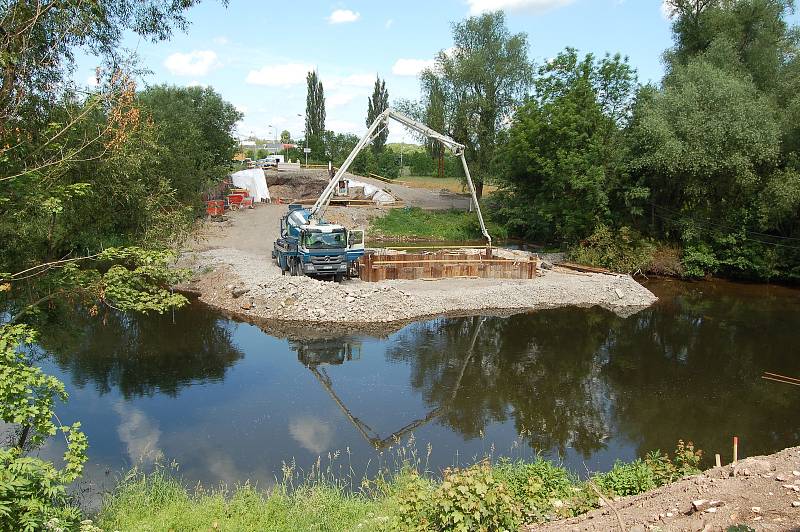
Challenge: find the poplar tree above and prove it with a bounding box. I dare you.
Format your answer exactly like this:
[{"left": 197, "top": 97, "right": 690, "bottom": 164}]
[
  {"left": 366, "top": 75, "right": 389, "bottom": 154},
  {"left": 305, "top": 71, "right": 326, "bottom": 158}
]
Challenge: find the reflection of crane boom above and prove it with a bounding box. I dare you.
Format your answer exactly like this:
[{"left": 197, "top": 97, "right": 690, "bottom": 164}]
[{"left": 303, "top": 317, "right": 486, "bottom": 449}]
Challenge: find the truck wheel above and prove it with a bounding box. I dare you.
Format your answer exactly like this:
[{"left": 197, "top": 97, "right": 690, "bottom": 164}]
[{"left": 334, "top": 273, "right": 343, "bottom": 283}]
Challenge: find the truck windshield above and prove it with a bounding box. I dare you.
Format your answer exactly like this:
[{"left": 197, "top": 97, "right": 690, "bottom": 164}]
[{"left": 302, "top": 230, "right": 346, "bottom": 249}]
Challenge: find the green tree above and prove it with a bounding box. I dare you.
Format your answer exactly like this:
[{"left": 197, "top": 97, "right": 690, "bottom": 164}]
[
  {"left": 497, "top": 50, "right": 641, "bottom": 242},
  {"left": 420, "top": 11, "right": 533, "bottom": 199},
  {"left": 628, "top": 0, "right": 800, "bottom": 279},
  {"left": 305, "top": 71, "right": 326, "bottom": 159},
  {"left": 137, "top": 85, "right": 242, "bottom": 205},
  {"left": 280, "top": 129, "right": 292, "bottom": 144},
  {"left": 366, "top": 75, "right": 389, "bottom": 155},
  {"left": 0, "top": 0, "right": 225, "bottom": 527}
]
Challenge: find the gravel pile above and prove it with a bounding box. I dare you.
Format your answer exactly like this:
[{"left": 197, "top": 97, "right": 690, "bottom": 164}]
[{"left": 179, "top": 247, "right": 658, "bottom": 325}]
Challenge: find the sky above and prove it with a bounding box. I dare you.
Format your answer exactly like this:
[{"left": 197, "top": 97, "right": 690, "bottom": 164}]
[{"left": 75, "top": 1, "right": 688, "bottom": 144}]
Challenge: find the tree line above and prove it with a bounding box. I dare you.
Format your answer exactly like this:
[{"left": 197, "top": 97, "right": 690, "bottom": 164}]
[
  {"left": 0, "top": 0, "right": 241, "bottom": 528},
  {"left": 402, "top": 1, "right": 800, "bottom": 281}
]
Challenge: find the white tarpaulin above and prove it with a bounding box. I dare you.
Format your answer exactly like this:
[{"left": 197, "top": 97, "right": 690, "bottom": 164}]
[
  {"left": 231, "top": 169, "right": 270, "bottom": 202},
  {"left": 346, "top": 178, "right": 395, "bottom": 205}
]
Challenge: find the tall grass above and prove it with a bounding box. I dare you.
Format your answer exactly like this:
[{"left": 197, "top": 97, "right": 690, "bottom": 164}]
[{"left": 95, "top": 440, "right": 702, "bottom": 531}]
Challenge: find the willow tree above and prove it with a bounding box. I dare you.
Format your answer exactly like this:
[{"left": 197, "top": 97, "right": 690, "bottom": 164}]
[{"left": 419, "top": 11, "right": 532, "bottom": 198}]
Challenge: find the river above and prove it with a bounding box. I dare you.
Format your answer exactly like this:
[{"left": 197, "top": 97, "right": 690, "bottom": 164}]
[{"left": 34, "top": 279, "right": 800, "bottom": 499}]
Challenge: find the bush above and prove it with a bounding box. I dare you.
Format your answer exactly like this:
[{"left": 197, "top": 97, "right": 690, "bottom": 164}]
[
  {"left": 393, "top": 462, "right": 522, "bottom": 532},
  {"left": 593, "top": 440, "right": 703, "bottom": 497},
  {"left": 647, "top": 244, "right": 685, "bottom": 277},
  {"left": 494, "top": 458, "right": 593, "bottom": 523},
  {"left": 568, "top": 224, "right": 656, "bottom": 274}
]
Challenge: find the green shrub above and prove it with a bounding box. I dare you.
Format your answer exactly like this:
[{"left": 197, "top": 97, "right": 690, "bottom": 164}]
[
  {"left": 392, "top": 462, "right": 522, "bottom": 532},
  {"left": 494, "top": 458, "right": 593, "bottom": 523},
  {"left": 569, "top": 224, "right": 656, "bottom": 274},
  {"left": 594, "top": 440, "right": 703, "bottom": 497},
  {"left": 593, "top": 459, "right": 657, "bottom": 497},
  {"left": 681, "top": 242, "right": 719, "bottom": 278}
]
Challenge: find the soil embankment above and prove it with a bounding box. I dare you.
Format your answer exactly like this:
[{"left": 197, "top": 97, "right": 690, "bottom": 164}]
[
  {"left": 178, "top": 198, "right": 657, "bottom": 326},
  {"left": 531, "top": 447, "right": 800, "bottom": 531}
]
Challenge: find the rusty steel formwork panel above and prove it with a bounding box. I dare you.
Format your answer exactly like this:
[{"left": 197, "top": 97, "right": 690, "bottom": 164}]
[{"left": 358, "top": 251, "right": 537, "bottom": 282}]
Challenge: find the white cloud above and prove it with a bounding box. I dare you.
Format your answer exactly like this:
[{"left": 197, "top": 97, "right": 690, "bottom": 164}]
[
  {"left": 186, "top": 80, "right": 208, "bottom": 87},
  {"left": 466, "top": 0, "right": 574, "bottom": 15},
  {"left": 392, "top": 58, "right": 436, "bottom": 77},
  {"left": 328, "top": 9, "right": 360, "bottom": 24},
  {"left": 113, "top": 403, "right": 163, "bottom": 466},
  {"left": 327, "top": 119, "right": 360, "bottom": 133},
  {"left": 164, "top": 50, "right": 219, "bottom": 76},
  {"left": 85, "top": 74, "right": 99, "bottom": 87},
  {"left": 385, "top": 18, "right": 394, "bottom": 29},
  {"left": 289, "top": 416, "right": 334, "bottom": 454},
  {"left": 246, "top": 63, "right": 315, "bottom": 86},
  {"left": 339, "top": 73, "right": 374, "bottom": 87},
  {"left": 328, "top": 92, "right": 356, "bottom": 108},
  {"left": 212, "top": 36, "right": 229, "bottom": 45},
  {"left": 236, "top": 104, "right": 249, "bottom": 114}
]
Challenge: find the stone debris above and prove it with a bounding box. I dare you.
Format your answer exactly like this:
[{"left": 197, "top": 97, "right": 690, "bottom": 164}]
[
  {"left": 691, "top": 499, "right": 725, "bottom": 513},
  {"left": 179, "top": 248, "right": 659, "bottom": 325}
]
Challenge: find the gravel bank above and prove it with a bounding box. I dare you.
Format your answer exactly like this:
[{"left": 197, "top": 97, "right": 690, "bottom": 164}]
[{"left": 177, "top": 246, "right": 657, "bottom": 326}]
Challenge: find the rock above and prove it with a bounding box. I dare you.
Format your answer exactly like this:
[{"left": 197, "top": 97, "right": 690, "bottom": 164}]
[
  {"left": 783, "top": 484, "right": 800, "bottom": 492},
  {"left": 792, "top": 501, "right": 800, "bottom": 508},
  {"left": 752, "top": 507, "right": 761, "bottom": 513},
  {"left": 614, "top": 288, "right": 625, "bottom": 299},
  {"left": 231, "top": 287, "right": 250, "bottom": 298},
  {"left": 691, "top": 500, "right": 724, "bottom": 513},
  {"left": 777, "top": 475, "right": 788, "bottom": 482},
  {"left": 541, "top": 260, "right": 553, "bottom": 270},
  {"left": 240, "top": 302, "right": 252, "bottom": 310},
  {"left": 345, "top": 296, "right": 355, "bottom": 303},
  {"left": 793, "top": 470, "right": 800, "bottom": 476}
]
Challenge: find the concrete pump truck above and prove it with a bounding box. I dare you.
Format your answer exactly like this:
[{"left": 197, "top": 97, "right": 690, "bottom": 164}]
[{"left": 272, "top": 108, "right": 490, "bottom": 281}]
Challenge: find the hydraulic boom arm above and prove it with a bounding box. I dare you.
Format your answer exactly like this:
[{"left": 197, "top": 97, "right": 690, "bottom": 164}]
[{"left": 309, "top": 108, "right": 492, "bottom": 246}]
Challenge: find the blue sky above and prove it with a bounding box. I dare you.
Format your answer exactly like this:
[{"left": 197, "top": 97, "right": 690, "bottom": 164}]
[{"left": 75, "top": 1, "right": 694, "bottom": 143}]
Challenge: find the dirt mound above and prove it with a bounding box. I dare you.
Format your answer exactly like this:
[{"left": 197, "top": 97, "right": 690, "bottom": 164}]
[
  {"left": 529, "top": 447, "right": 800, "bottom": 532},
  {"left": 265, "top": 169, "right": 328, "bottom": 200}
]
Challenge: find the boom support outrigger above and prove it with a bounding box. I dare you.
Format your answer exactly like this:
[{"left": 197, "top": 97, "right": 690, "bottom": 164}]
[{"left": 309, "top": 108, "right": 492, "bottom": 247}]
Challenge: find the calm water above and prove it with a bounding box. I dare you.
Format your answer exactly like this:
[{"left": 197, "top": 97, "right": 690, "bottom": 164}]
[{"left": 34, "top": 280, "right": 800, "bottom": 496}]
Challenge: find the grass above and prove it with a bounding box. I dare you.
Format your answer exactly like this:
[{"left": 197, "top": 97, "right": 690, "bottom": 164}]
[
  {"left": 97, "top": 468, "right": 390, "bottom": 532},
  {"left": 370, "top": 207, "right": 508, "bottom": 242},
  {"left": 397, "top": 175, "right": 499, "bottom": 195},
  {"left": 94, "top": 441, "right": 702, "bottom": 531}
]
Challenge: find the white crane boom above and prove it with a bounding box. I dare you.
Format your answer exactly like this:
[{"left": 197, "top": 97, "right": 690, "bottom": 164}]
[{"left": 309, "top": 108, "right": 492, "bottom": 246}]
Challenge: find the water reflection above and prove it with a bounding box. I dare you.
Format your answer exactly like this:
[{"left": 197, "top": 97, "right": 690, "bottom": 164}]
[
  {"left": 39, "top": 307, "right": 243, "bottom": 398},
  {"left": 35, "top": 280, "right": 800, "bottom": 490},
  {"left": 384, "top": 311, "right": 617, "bottom": 457}
]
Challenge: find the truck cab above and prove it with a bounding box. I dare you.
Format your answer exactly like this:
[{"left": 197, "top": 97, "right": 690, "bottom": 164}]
[{"left": 273, "top": 204, "right": 364, "bottom": 281}]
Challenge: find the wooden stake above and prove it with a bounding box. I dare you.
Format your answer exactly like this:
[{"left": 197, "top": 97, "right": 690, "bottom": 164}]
[
  {"left": 715, "top": 454, "right": 721, "bottom": 468},
  {"left": 733, "top": 437, "right": 738, "bottom": 464}
]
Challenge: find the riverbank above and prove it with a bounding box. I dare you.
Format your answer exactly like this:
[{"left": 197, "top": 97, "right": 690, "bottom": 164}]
[
  {"left": 94, "top": 445, "right": 800, "bottom": 531},
  {"left": 177, "top": 204, "right": 657, "bottom": 326}
]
